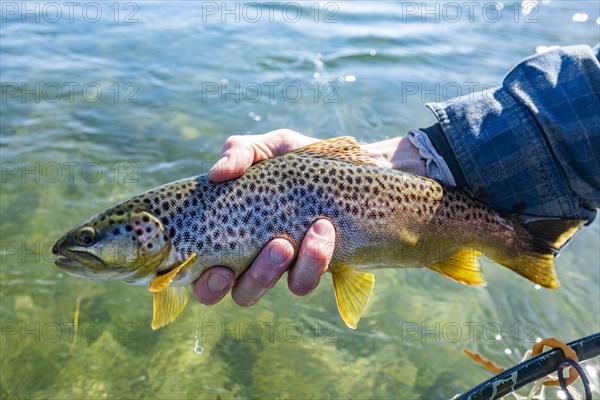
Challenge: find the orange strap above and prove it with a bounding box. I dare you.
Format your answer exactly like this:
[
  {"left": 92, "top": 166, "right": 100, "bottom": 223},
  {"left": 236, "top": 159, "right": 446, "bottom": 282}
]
[
  {"left": 530, "top": 337, "right": 580, "bottom": 387},
  {"left": 464, "top": 337, "right": 580, "bottom": 388},
  {"left": 463, "top": 349, "right": 506, "bottom": 374}
]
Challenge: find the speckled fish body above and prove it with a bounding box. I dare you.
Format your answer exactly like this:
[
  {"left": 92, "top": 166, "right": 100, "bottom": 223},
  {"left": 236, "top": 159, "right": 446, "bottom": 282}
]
[{"left": 53, "top": 137, "right": 584, "bottom": 329}]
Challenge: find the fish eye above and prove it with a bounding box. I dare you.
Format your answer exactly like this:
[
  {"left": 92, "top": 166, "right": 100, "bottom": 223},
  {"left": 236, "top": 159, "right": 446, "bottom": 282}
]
[{"left": 78, "top": 227, "right": 96, "bottom": 246}]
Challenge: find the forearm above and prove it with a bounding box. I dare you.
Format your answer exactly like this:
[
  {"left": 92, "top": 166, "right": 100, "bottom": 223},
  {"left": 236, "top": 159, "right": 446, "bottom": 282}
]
[
  {"left": 425, "top": 44, "right": 600, "bottom": 221},
  {"left": 363, "top": 133, "right": 456, "bottom": 186},
  {"left": 363, "top": 137, "right": 418, "bottom": 172}
]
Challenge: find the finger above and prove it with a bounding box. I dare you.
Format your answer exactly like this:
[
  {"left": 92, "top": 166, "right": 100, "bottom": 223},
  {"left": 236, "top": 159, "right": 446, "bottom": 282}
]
[
  {"left": 288, "top": 219, "right": 335, "bottom": 296},
  {"left": 208, "top": 136, "right": 255, "bottom": 183},
  {"left": 231, "top": 238, "right": 295, "bottom": 307},
  {"left": 207, "top": 130, "right": 316, "bottom": 183},
  {"left": 192, "top": 266, "right": 235, "bottom": 305}
]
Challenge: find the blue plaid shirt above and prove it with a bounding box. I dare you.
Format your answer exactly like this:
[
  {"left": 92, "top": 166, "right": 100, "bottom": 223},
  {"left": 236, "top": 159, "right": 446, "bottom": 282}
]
[{"left": 426, "top": 45, "right": 600, "bottom": 222}]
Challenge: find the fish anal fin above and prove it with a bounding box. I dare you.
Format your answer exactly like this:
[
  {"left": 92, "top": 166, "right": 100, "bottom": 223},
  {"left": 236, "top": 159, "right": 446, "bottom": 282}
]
[
  {"left": 289, "top": 137, "right": 377, "bottom": 166},
  {"left": 428, "top": 248, "right": 486, "bottom": 287},
  {"left": 152, "top": 286, "right": 188, "bottom": 330},
  {"left": 332, "top": 267, "right": 375, "bottom": 329},
  {"left": 149, "top": 253, "right": 197, "bottom": 293}
]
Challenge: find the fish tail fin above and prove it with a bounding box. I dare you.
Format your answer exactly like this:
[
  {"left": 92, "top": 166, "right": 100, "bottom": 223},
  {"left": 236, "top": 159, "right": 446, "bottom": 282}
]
[{"left": 491, "top": 218, "right": 585, "bottom": 289}]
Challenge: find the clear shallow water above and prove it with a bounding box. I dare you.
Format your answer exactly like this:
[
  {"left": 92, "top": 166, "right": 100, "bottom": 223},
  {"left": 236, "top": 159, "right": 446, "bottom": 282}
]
[{"left": 1, "top": 1, "right": 599, "bottom": 398}]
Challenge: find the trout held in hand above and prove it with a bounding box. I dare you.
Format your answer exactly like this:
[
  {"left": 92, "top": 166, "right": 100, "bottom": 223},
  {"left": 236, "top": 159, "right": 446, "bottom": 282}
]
[{"left": 53, "top": 137, "right": 584, "bottom": 330}]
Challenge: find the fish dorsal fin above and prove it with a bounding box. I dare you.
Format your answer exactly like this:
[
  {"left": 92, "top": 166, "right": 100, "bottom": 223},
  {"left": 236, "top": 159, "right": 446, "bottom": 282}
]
[
  {"left": 149, "top": 253, "right": 197, "bottom": 293},
  {"left": 332, "top": 266, "right": 375, "bottom": 329},
  {"left": 428, "top": 248, "right": 486, "bottom": 286},
  {"left": 152, "top": 286, "right": 188, "bottom": 330},
  {"left": 288, "top": 137, "right": 377, "bottom": 165}
]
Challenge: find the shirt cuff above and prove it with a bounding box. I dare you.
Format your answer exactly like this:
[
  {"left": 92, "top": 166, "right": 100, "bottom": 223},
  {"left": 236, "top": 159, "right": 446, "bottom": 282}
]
[{"left": 406, "top": 128, "right": 457, "bottom": 186}]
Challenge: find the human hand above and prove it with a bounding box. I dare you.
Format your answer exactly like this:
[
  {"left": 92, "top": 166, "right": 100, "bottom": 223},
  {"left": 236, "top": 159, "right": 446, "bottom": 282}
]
[
  {"left": 192, "top": 129, "right": 422, "bottom": 307},
  {"left": 193, "top": 129, "right": 336, "bottom": 306}
]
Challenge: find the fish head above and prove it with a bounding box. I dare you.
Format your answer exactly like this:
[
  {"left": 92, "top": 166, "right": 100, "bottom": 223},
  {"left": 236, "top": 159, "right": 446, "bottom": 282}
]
[{"left": 53, "top": 203, "right": 170, "bottom": 283}]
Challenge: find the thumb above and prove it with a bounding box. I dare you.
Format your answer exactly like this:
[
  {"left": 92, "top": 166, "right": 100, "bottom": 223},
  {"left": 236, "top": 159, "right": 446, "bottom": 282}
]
[
  {"left": 208, "top": 151, "right": 253, "bottom": 183},
  {"left": 208, "top": 136, "right": 256, "bottom": 182}
]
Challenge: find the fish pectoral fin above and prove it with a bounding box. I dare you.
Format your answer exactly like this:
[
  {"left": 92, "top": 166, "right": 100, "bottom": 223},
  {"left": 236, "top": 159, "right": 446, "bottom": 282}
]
[
  {"left": 332, "top": 267, "right": 375, "bottom": 329},
  {"left": 428, "top": 248, "right": 486, "bottom": 286},
  {"left": 152, "top": 286, "right": 188, "bottom": 330},
  {"left": 149, "top": 253, "right": 197, "bottom": 293}
]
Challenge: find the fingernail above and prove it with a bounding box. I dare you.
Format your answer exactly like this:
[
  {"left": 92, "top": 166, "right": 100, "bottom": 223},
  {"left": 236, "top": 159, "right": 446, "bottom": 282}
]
[
  {"left": 313, "top": 220, "right": 333, "bottom": 237},
  {"left": 207, "top": 272, "right": 229, "bottom": 292}
]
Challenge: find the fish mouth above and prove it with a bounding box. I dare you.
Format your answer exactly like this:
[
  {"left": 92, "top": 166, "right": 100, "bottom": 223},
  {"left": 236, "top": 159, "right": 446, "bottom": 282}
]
[
  {"left": 55, "top": 256, "right": 86, "bottom": 269},
  {"left": 53, "top": 247, "right": 105, "bottom": 273}
]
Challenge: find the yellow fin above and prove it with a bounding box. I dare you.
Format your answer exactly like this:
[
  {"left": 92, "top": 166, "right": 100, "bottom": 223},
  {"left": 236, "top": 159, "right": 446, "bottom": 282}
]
[
  {"left": 332, "top": 267, "right": 375, "bottom": 329},
  {"left": 488, "top": 218, "right": 585, "bottom": 289},
  {"left": 428, "top": 248, "right": 486, "bottom": 286},
  {"left": 288, "top": 137, "right": 377, "bottom": 165},
  {"left": 152, "top": 286, "right": 188, "bottom": 330},
  {"left": 149, "top": 253, "right": 197, "bottom": 293}
]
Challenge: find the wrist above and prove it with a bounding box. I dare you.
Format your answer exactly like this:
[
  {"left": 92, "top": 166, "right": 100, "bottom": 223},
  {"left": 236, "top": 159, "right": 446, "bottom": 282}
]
[{"left": 363, "top": 137, "right": 428, "bottom": 176}]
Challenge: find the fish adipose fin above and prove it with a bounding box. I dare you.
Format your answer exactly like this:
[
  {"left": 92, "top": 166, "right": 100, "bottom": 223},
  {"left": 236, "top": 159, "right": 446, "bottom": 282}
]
[
  {"left": 289, "top": 137, "right": 377, "bottom": 166},
  {"left": 428, "top": 248, "right": 486, "bottom": 286},
  {"left": 152, "top": 286, "right": 188, "bottom": 330},
  {"left": 149, "top": 252, "right": 196, "bottom": 330},
  {"left": 332, "top": 267, "right": 375, "bottom": 329},
  {"left": 494, "top": 218, "right": 585, "bottom": 289}
]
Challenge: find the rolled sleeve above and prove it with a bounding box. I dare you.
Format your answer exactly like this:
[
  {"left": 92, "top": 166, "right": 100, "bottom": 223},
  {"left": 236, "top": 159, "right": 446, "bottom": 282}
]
[{"left": 426, "top": 45, "right": 600, "bottom": 221}]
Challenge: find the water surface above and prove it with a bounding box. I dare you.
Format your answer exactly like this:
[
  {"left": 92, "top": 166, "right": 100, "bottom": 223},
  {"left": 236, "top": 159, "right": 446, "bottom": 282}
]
[{"left": 1, "top": 1, "right": 599, "bottom": 398}]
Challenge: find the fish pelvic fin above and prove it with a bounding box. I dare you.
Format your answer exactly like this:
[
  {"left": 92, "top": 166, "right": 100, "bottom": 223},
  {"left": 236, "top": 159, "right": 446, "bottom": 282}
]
[
  {"left": 428, "top": 248, "right": 486, "bottom": 287},
  {"left": 493, "top": 218, "right": 585, "bottom": 289},
  {"left": 288, "top": 137, "right": 377, "bottom": 166},
  {"left": 332, "top": 266, "right": 375, "bottom": 329},
  {"left": 149, "top": 252, "right": 197, "bottom": 293},
  {"left": 152, "top": 286, "right": 188, "bottom": 330}
]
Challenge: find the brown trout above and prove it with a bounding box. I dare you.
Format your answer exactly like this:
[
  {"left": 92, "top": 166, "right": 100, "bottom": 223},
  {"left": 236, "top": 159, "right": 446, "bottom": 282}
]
[{"left": 53, "top": 137, "right": 584, "bottom": 330}]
